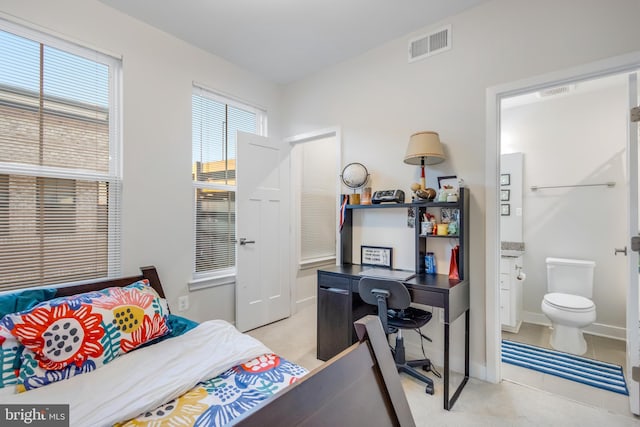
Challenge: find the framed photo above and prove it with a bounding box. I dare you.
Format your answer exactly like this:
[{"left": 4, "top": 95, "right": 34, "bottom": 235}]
[
  {"left": 500, "top": 173, "right": 510, "bottom": 186},
  {"left": 440, "top": 208, "right": 459, "bottom": 224},
  {"left": 361, "top": 245, "right": 393, "bottom": 269},
  {"left": 501, "top": 204, "right": 510, "bottom": 216},
  {"left": 437, "top": 175, "right": 458, "bottom": 190},
  {"left": 500, "top": 189, "right": 510, "bottom": 201},
  {"left": 407, "top": 207, "right": 416, "bottom": 228}
]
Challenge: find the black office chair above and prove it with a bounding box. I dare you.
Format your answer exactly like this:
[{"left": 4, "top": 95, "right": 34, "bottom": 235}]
[{"left": 358, "top": 277, "right": 434, "bottom": 395}]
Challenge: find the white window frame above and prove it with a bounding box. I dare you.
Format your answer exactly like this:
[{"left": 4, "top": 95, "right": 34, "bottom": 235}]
[
  {"left": 0, "top": 18, "right": 123, "bottom": 288},
  {"left": 190, "top": 85, "right": 266, "bottom": 288}
]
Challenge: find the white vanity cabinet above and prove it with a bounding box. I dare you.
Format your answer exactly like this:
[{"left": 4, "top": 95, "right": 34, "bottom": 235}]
[{"left": 500, "top": 255, "right": 523, "bottom": 333}]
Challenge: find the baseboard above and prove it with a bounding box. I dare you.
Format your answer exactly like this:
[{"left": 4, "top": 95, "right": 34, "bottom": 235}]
[
  {"left": 520, "top": 311, "right": 550, "bottom": 328},
  {"left": 501, "top": 320, "right": 522, "bottom": 334},
  {"left": 295, "top": 295, "right": 316, "bottom": 310},
  {"left": 521, "top": 310, "right": 626, "bottom": 341}
]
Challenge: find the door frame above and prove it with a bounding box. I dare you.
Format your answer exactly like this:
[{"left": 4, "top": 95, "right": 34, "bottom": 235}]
[
  {"left": 627, "top": 72, "right": 639, "bottom": 415},
  {"left": 485, "top": 50, "right": 640, "bottom": 384},
  {"left": 285, "top": 126, "right": 342, "bottom": 315}
]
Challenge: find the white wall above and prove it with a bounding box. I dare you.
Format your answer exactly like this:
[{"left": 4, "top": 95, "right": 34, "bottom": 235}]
[
  {"left": 282, "top": 0, "right": 640, "bottom": 375},
  {"left": 501, "top": 83, "right": 628, "bottom": 335},
  {"left": 0, "top": 0, "right": 284, "bottom": 323}
]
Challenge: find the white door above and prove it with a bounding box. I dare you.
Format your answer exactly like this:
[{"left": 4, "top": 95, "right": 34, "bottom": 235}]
[
  {"left": 627, "top": 72, "right": 640, "bottom": 415},
  {"left": 236, "top": 131, "right": 290, "bottom": 332}
]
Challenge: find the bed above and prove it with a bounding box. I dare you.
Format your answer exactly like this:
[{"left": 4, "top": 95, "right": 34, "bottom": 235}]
[{"left": 0, "top": 266, "right": 415, "bottom": 426}]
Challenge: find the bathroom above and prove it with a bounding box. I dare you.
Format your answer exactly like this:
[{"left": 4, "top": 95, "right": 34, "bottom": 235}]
[{"left": 499, "top": 72, "right": 631, "bottom": 409}]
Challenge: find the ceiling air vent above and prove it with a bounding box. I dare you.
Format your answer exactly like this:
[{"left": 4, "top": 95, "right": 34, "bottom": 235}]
[{"left": 408, "top": 25, "right": 451, "bottom": 63}]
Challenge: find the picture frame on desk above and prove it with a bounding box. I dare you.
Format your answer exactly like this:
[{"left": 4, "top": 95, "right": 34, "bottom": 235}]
[
  {"left": 437, "top": 175, "right": 458, "bottom": 190},
  {"left": 361, "top": 245, "right": 393, "bottom": 269}
]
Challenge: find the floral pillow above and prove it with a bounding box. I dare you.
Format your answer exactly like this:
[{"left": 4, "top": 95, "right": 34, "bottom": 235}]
[
  {"left": 5, "top": 280, "right": 170, "bottom": 391},
  {"left": 0, "top": 323, "right": 22, "bottom": 389}
]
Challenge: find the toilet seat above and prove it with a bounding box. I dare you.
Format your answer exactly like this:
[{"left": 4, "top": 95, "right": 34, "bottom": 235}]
[{"left": 543, "top": 292, "right": 594, "bottom": 312}]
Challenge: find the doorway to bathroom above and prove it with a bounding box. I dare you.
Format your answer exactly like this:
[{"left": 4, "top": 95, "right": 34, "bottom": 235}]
[
  {"left": 499, "top": 72, "right": 629, "bottom": 411},
  {"left": 486, "top": 55, "right": 640, "bottom": 416}
]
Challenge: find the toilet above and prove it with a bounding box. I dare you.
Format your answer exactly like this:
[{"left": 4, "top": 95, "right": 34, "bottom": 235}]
[{"left": 540, "top": 257, "right": 596, "bottom": 355}]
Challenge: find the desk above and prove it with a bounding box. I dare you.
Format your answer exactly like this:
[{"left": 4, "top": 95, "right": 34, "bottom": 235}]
[{"left": 317, "top": 265, "right": 469, "bottom": 411}]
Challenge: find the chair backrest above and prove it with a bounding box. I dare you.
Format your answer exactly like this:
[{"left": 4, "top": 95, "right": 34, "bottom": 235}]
[
  {"left": 359, "top": 278, "right": 411, "bottom": 309},
  {"left": 358, "top": 278, "right": 412, "bottom": 333}
]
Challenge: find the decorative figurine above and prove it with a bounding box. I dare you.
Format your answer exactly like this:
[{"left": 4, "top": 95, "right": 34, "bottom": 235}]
[{"left": 412, "top": 182, "right": 436, "bottom": 201}]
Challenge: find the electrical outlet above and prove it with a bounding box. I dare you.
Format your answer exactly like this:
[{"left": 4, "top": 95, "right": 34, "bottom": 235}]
[{"left": 178, "top": 295, "right": 189, "bottom": 312}]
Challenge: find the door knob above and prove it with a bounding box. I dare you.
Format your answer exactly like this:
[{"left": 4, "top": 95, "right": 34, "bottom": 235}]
[
  {"left": 614, "top": 246, "right": 627, "bottom": 256},
  {"left": 239, "top": 238, "right": 255, "bottom": 245}
]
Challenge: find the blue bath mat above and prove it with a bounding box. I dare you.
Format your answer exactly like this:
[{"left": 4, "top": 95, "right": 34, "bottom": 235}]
[{"left": 501, "top": 340, "right": 629, "bottom": 395}]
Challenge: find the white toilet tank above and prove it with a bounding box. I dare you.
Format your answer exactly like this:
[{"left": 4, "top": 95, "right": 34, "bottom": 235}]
[{"left": 546, "top": 257, "right": 595, "bottom": 298}]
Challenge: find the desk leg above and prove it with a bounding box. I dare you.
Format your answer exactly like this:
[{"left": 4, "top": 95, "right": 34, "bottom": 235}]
[
  {"left": 443, "top": 309, "right": 470, "bottom": 411},
  {"left": 443, "top": 322, "right": 450, "bottom": 409}
]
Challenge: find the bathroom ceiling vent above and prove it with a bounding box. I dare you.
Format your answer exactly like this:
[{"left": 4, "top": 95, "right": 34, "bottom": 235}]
[
  {"left": 408, "top": 25, "right": 451, "bottom": 63},
  {"left": 536, "top": 84, "right": 575, "bottom": 98}
]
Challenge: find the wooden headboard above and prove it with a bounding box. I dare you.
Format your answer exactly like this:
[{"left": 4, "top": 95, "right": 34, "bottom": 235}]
[{"left": 54, "top": 266, "right": 165, "bottom": 299}]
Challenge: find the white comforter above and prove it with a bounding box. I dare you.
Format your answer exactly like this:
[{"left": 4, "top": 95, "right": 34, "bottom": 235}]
[{"left": 2, "top": 320, "right": 272, "bottom": 427}]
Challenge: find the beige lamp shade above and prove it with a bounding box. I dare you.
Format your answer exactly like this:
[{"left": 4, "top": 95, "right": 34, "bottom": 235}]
[{"left": 404, "top": 131, "right": 446, "bottom": 165}]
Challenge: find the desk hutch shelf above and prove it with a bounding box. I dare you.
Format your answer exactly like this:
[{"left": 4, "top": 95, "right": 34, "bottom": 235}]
[
  {"left": 317, "top": 187, "right": 470, "bottom": 410},
  {"left": 340, "top": 187, "right": 469, "bottom": 280}
]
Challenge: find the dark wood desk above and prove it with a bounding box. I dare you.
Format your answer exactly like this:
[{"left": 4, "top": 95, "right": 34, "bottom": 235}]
[{"left": 317, "top": 264, "right": 469, "bottom": 411}]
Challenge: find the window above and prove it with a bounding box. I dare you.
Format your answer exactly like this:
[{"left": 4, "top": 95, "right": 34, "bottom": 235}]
[
  {"left": 0, "top": 21, "right": 122, "bottom": 290},
  {"left": 297, "top": 136, "right": 338, "bottom": 267},
  {"left": 192, "top": 86, "right": 265, "bottom": 277}
]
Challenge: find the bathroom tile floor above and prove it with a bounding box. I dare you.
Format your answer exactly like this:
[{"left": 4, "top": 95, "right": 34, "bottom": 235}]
[{"left": 502, "top": 322, "right": 632, "bottom": 418}]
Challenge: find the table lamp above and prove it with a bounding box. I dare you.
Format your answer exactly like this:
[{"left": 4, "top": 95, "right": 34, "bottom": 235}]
[{"left": 404, "top": 131, "right": 445, "bottom": 190}]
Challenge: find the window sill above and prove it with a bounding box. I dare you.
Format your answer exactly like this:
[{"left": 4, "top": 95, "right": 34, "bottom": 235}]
[
  {"left": 188, "top": 273, "right": 235, "bottom": 291},
  {"left": 299, "top": 256, "right": 336, "bottom": 270}
]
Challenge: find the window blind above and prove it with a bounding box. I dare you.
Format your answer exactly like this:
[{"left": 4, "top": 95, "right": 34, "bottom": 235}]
[
  {"left": 0, "top": 22, "right": 121, "bottom": 290},
  {"left": 192, "top": 86, "right": 263, "bottom": 276},
  {"left": 299, "top": 138, "right": 337, "bottom": 264}
]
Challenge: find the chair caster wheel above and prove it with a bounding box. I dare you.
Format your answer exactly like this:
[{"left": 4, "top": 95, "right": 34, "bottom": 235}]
[{"left": 425, "top": 384, "right": 434, "bottom": 395}]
